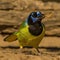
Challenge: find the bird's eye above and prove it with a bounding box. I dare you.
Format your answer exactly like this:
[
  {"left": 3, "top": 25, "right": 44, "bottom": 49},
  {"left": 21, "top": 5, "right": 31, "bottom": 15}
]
[{"left": 32, "top": 12, "right": 37, "bottom": 18}]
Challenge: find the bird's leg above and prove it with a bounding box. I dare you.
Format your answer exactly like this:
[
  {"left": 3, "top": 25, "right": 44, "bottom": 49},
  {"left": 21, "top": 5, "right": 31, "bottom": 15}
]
[
  {"left": 20, "top": 45, "right": 23, "bottom": 49},
  {"left": 30, "top": 48, "right": 40, "bottom": 55},
  {"left": 36, "top": 48, "right": 40, "bottom": 53},
  {"left": 20, "top": 45, "right": 24, "bottom": 52},
  {"left": 35, "top": 48, "right": 42, "bottom": 55}
]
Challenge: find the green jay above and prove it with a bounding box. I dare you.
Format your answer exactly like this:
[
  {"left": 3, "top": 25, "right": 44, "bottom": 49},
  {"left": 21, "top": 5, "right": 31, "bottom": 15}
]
[{"left": 4, "top": 11, "right": 48, "bottom": 53}]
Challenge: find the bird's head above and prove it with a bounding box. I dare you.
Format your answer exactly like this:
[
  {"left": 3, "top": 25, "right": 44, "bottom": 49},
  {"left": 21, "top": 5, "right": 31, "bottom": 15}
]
[
  {"left": 30, "top": 11, "right": 45, "bottom": 23},
  {"left": 27, "top": 11, "right": 45, "bottom": 25}
]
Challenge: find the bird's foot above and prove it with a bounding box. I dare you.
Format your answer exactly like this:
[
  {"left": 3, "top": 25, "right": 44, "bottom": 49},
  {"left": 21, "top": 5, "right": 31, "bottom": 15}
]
[
  {"left": 31, "top": 48, "right": 42, "bottom": 56},
  {"left": 35, "top": 48, "right": 43, "bottom": 56}
]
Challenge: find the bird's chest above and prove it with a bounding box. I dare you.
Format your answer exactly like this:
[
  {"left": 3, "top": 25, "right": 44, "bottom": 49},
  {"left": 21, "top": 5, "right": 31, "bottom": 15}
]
[
  {"left": 17, "top": 24, "right": 45, "bottom": 46},
  {"left": 18, "top": 26, "right": 35, "bottom": 41}
]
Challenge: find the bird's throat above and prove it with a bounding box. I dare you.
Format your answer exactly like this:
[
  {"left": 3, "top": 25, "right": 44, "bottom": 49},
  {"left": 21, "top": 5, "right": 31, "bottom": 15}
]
[{"left": 28, "top": 22, "right": 43, "bottom": 36}]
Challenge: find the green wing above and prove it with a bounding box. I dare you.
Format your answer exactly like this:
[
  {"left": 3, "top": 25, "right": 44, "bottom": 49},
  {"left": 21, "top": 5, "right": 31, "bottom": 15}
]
[
  {"left": 4, "top": 20, "right": 28, "bottom": 42},
  {"left": 19, "top": 20, "right": 27, "bottom": 29}
]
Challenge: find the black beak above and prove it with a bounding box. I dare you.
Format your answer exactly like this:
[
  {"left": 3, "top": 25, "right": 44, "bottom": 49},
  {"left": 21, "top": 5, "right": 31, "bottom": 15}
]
[
  {"left": 42, "top": 14, "right": 45, "bottom": 19},
  {"left": 41, "top": 14, "right": 45, "bottom": 19},
  {"left": 38, "top": 14, "right": 45, "bottom": 21}
]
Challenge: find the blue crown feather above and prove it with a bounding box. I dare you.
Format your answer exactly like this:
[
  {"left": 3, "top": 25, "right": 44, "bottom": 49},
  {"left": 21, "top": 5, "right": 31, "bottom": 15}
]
[{"left": 31, "top": 16, "right": 39, "bottom": 23}]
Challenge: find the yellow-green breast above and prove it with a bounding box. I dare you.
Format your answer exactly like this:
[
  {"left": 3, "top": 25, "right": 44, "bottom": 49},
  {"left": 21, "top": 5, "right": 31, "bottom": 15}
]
[{"left": 16, "top": 21, "right": 45, "bottom": 48}]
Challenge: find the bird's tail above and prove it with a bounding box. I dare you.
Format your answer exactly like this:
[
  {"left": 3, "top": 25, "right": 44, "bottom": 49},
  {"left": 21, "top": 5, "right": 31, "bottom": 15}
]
[{"left": 4, "top": 33, "right": 17, "bottom": 42}]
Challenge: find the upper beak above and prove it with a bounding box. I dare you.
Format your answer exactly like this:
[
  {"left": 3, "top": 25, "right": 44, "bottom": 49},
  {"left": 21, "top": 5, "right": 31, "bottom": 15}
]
[
  {"left": 38, "top": 12, "right": 53, "bottom": 21},
  {"left": 41, "top": 14, "right": 45, "bottom": 19},
  {"left": 38, "top": 14, "right": 45, "bottom": 20}
]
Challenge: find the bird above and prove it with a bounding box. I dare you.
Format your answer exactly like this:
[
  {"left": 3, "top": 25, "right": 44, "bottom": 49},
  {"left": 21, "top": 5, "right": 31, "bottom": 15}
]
[{"left": 4, "top": 11, "right": 52, "bottom": 53}]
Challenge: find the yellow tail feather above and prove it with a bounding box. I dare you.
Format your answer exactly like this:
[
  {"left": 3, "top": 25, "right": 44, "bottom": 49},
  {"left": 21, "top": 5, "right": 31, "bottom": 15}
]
[{"left": 4, "top": 34, "right": 17, "bottom": 42}]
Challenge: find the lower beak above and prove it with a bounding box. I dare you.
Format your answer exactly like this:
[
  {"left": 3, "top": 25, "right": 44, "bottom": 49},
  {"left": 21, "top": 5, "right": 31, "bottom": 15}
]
[
  {"left": 42, "top": 14, "right": 45, "bottom": 19},
  {"left": 38, "top": 14, "right": 45, "bottom": 20}
]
